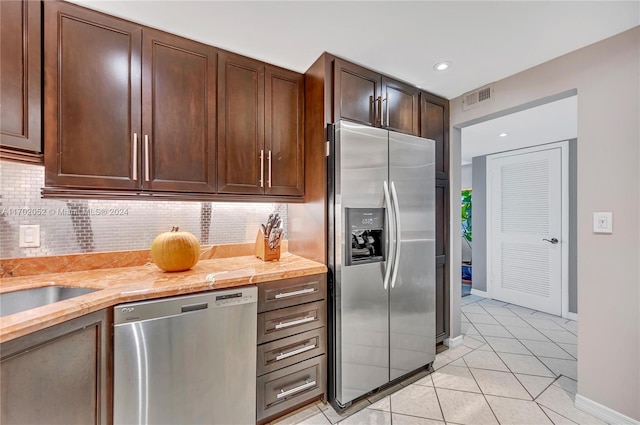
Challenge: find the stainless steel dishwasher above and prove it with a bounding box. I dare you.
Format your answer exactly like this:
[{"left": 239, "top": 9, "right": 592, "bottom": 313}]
[{"left": 113, "top": 286, "right": 257, "bottom": 425}]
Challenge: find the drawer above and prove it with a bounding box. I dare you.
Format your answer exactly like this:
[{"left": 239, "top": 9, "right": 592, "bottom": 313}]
[
  {"left": 257, "top": 355, "right": 326, "bottom": 423},
  {"left": 257, "top": 328, "right": 326, "bottom": 376},
  {"left": 258, "top": 274, "right": 326, "bottom": 313},
  {"left": 258, "top": 300, "right": 326, "bottom": 344}
]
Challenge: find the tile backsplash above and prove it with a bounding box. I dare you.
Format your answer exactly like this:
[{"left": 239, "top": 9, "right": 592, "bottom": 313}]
[{"left": 0, "top": 161, "right": 287, "bottom": 258}]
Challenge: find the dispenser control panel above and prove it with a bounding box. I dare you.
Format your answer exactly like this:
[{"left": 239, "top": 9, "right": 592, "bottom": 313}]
[{"left": 345, "top": 208, "right": 386, "bottom": 266}]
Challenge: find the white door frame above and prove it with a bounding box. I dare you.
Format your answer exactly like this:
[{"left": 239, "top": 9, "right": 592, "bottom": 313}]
[{"left": 485, "top": 140, "right": 570, "bottom": 318}]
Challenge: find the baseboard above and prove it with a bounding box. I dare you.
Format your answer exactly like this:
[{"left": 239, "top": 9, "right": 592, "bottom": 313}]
[
  {"left": 575, "top": 394, "right": 639, "bottom": 425},
  {"left": 444, "top": 335, "right": 464, "bottom": 349},
  {"left": 470, "top": 288, "right": 488, "bottom": 298},
  {"left": 566, "top": 312, "right": 578, "bottom": 321}
]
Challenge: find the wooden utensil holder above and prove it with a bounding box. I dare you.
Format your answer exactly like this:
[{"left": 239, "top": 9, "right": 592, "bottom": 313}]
[{"left": 254, "top": 228, "right": 280, "bottom": 261}]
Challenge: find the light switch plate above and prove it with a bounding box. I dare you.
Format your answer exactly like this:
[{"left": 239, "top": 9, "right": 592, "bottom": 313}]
[
  {"left": 593, "top": 212, "right": 612, "bottom": 234},
  {"left": 19, "top": 225, "right": 40, "bottom": 247}
]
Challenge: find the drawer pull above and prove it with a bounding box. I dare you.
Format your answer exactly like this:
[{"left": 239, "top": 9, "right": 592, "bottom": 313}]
[
  {"left": 274, "top": 288, "right": 316, "bottom": 299},
  {"left": 275, "top": 316, "right": 315, "bottom": 330},
  {"left": 276, "top": 380, "right": 316, "bottom": 399},
  {"left": 276, "top": 344, "right": 316, "bottom": 361}
]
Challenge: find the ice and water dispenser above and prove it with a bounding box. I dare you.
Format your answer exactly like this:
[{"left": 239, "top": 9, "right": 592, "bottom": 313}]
[{"left": 345, "top": 208, "right": 386, "bottom": 266}]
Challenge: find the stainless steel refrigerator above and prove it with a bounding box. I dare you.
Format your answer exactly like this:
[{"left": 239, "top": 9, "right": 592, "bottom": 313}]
[{"left": 327, "top": 121, "right": 436, "bottom": 408}]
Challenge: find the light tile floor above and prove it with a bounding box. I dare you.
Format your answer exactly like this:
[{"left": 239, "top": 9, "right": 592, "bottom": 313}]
[{"left": 272, "top": 295, "right": 609, "bottom": 425}]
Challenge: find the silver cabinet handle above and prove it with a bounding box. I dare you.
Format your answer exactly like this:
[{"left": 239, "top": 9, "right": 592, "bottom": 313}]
[
  {"left": 132, "top": 133, "right": 138, "bottom": 181},
  {"left": 382, "top": 96, "right": 388, "bottom": 127},
  {"left": 260, "top": 150, "right": 264, "bottom": 187},
  {"left": 268, "top": 150, "right": 272, "bottom": 188},
  {"left": 276, "top": 380, "right": 316, "bottom": 399},
  {"left": 144, "top": 135, "right": 150, "bottom": 182},
  {"left": 275, "top": 316, "right": 315, "bottom": 330},
  {"left": 370, "top": 96, "right": 375, "bottom": 125},
  {"left": 390, "top": 181, "right": 402, "bottom": 289},
  {"left": 275, "top": 344, "right": 316, "bottom": 361},
  {"left": 386, "top": 95, "right": 390, "bottom": 127},
  {"left": 383, "top": 180, "right": 395, "bottom": 290},
  {"left": 378, "top": 96, "right": 383, "bottom": 126},
  {"left": 274, "top": 288, "right": 316, "bottom": 299}
]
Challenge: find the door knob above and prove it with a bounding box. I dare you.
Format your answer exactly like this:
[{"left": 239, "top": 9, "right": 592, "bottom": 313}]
[{"left": 543, "top": 238, "right": 559, "bottom": 244}]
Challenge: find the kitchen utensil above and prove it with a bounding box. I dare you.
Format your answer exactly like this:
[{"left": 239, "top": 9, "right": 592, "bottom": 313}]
[{"left": 265, "top": 215, "right": 274, "bottom": 238}]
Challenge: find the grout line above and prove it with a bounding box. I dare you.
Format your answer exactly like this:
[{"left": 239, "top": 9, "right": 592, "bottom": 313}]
[
  {"left": 517, "top": 341, "right": 566, "bottom": 378},
  {"left": 388, "top": 390, "right": 393, "bottom": 425},
  {"left": 432, "top": 384, "right": 449, "bottom": 424},
  {"left": 508, "top": 371, "right": 558, "bottom": 380},
  {"left": 497, "top": 350, "right": 558, "bottom": 379},
  {"left": 536, "top": 402, "right": 580, "bottom": 425},
  {"left": 512, "top": 372, "right": 547, "bottom": 401},
  {"left": 553, "top": 342, "right": 577, "bottom": 360},
  {"left": 464, "top": 334, "right": 487, "bottom": 345},
  {"left": 538, "top": 402, "right": 559, "bottom": 424},
  {"left": 461, "top": 356, "right": 502, "bottom": 424},
  {"left": 521, "top": 340, "right": 576, "bottom": 362}
]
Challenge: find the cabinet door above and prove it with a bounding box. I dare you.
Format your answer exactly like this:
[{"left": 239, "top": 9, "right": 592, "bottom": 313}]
[
  {"left": 383, "top": 77, "right": 419, "bottom": 136},
  {"left": 420, "top": 92, "right": 449, "bottom": 178},
  {"left": 0, "top": 0, "right": 42, "bottom": 162},
  {"left": 218, "top": 51, "right": 265, "bottom": 194},
  {"left": 265, "top": 65, "right": 304, "bottom": 196},
  {"left": 420, "top": 92, "right": 450, "bottom": 342},
  {"left": 1, "top": 310, "right": 112, "bottom": 425},
  {"left": 142, "top": 29, "right": 217, "bottom": 193},
  {"left": 334, "top": 59, "right": 381, "bottom": 127},
  {"left": 44, "top": 2, "right": 142, "bottom": 189}
]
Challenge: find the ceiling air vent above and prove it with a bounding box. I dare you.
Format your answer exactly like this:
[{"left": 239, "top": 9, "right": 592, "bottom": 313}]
[{"left": 462, "top": 83, "right": 494, "bottom": 111}]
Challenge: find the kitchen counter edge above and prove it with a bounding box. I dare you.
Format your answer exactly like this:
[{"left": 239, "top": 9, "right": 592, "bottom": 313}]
[{"left": 0, "top": 253, "right": 327, "bottom": 343}]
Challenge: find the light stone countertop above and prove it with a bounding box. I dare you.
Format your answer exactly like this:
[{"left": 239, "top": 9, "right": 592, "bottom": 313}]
[{"left": 0, "top": 252, "right": 327, "bottom": 343}]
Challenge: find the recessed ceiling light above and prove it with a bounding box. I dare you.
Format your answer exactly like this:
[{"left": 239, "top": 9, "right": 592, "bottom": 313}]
[
  {"left": 433, "top": 61, "right": 451, "bottom": 71},
  {"left": 499, "top": 132, "right": 508, "bottom": 137}
]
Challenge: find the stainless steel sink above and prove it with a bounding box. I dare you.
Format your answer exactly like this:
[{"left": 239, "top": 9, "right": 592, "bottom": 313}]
[{"left": 0, "top": 286, "right": 98, "bottom": 317}]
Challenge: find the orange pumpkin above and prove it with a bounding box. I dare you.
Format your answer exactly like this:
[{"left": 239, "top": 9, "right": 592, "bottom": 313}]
[{"left": 151, "top": 227, "right": 200, "bottom": 272}]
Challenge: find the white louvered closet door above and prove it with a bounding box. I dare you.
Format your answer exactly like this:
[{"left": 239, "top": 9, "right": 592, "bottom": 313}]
[{"left": 489, "top": 147, "right": 562, "bottom": 315}]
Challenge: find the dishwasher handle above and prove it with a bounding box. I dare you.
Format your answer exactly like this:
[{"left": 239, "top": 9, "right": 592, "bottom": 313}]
[{"left": 181, "top": 303, "right": 208, "bottom": 313}]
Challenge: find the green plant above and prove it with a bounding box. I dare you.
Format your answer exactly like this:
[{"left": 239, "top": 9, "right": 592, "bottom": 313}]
[{"left": 461, "top": 189, "right": 472, "bottom": 250}]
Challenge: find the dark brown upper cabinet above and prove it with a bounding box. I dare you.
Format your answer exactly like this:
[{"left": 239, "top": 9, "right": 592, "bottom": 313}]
[
  {"left": 45, "top": 2, "right": 218, "bottom": 194},
  {"left": 43, "top": 1, "right": 303, "bottom": 200},
  {"left": 218, "top": 52, "right": 304, "bottom": 197},
  {"left": 334, "top": 59, "right": 381, "bottom": 127},
  {"left": 142, "top": 29, "right": 217, "bottom": 193},
  {"left": 334, "top": 58, "right": 419, "bottom": 136},
  {"left": 420, "top": 91, "right": 449, "bottom": 179},
  {"left": 265, "top": 66, "right": 304, "bottom": 197},
  {"left": 44, "top": 1, "right": 142, "bottom": 190},
  {"left": 383, "top": 77, "right": 419, "bottom": 136},
  {"left": 1, "top": 0, "right": 42, "bottom": 163},
  {"left": 217, "top": 52, "right": 265, "bottom": 195}
]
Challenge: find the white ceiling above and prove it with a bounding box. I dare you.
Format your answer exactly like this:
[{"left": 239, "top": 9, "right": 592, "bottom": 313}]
[
  {"left": 461, "top": 96, "right": 578, "bottom": 165},
  {"left": 70, "top": 1, "right": 639, "bottom": 99}
]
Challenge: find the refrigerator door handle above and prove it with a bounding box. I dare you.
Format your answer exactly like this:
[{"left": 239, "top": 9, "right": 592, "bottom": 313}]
[
  {"left": 383, "top": 180, "right": 395, "bottom": 290},
  {"left": 390, "top": 181, "right": 402, "bottom": 289}
]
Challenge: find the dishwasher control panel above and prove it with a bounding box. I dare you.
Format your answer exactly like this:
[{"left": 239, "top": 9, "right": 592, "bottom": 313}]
[
  {"left": 214, "top": 291, "right": 256, "bottom": 307},
  {"left": 114, "top": 286, "right": 258, "bottom": 324}
]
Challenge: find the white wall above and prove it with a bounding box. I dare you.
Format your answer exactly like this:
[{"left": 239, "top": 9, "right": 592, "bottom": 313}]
[
  {"left": 460, "top": 163, "right": 473, "bottom": 189},
  {"left": 449, "top": 27, "right": 639, "bottom": 421}
]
